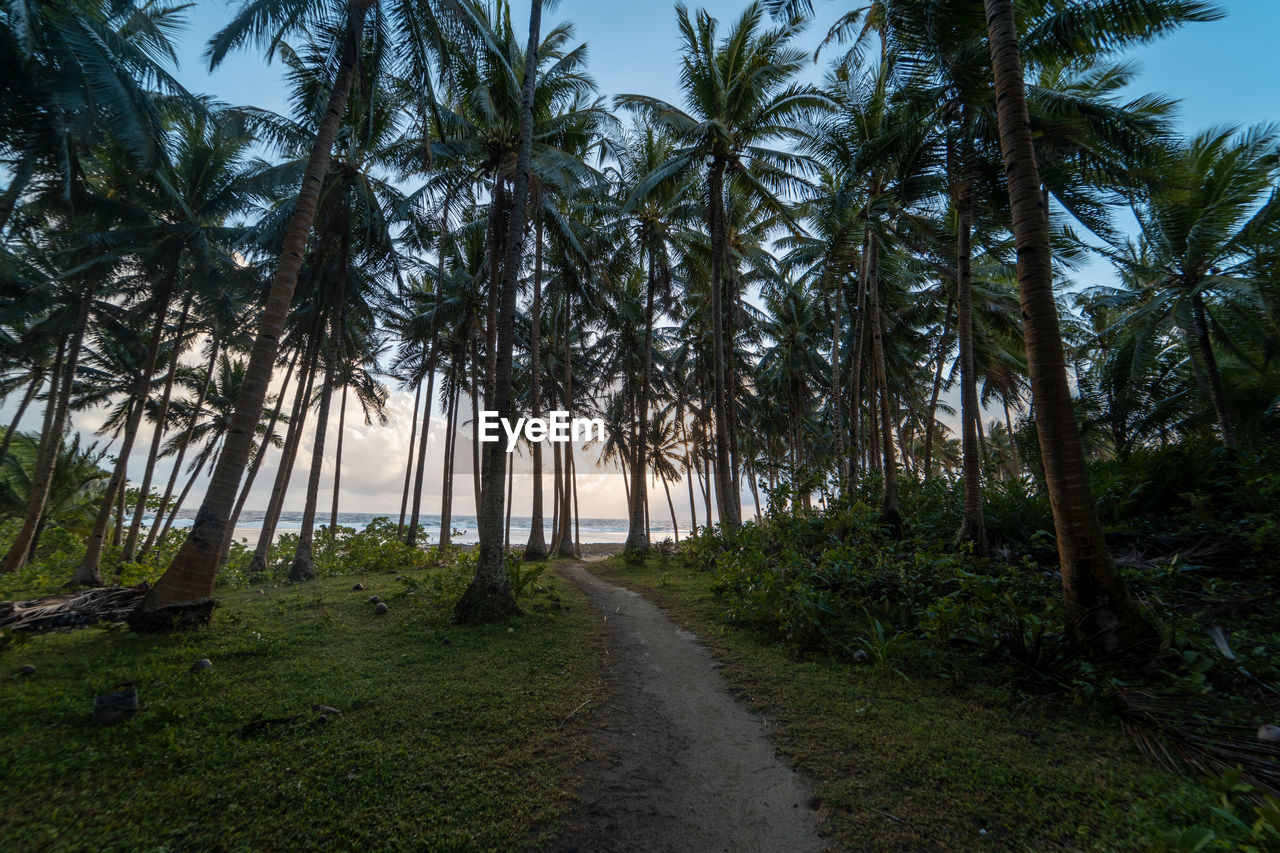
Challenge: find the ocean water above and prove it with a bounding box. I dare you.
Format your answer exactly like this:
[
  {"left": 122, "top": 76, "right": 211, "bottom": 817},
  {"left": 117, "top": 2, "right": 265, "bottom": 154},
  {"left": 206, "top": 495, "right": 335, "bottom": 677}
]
[{"left": 165, "top": 510, "right": 677, "bottom": 545}]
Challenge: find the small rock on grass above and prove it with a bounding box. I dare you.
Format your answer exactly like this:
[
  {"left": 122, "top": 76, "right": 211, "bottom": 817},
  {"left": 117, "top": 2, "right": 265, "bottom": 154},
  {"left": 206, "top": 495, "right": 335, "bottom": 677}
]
[
  {"left": 375, "top": 602, "right": 388, "bottom": 615},
  {"left": 191, "top": 658, "right": 212, "bottom": 672},
  {"left": 1259, "top": 724, "right": 1280, "bottom": 743},
  {"left": 368, "top": 595, "right": 380, "bottom": 604},
  {"left": 352, "top": 583, "right": 364, "bottom": 591},
  {"left": 17, "top": 664, "right": 36, "bottom": 677},
  {"left": 312, "top": 704, "right": 343, "bottom": 716}
]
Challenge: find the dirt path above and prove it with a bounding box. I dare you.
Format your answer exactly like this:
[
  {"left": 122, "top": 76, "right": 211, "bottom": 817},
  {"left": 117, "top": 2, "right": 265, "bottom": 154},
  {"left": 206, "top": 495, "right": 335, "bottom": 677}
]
[{"left": 551, "top": 561, "right": 824, "bottom": 852}]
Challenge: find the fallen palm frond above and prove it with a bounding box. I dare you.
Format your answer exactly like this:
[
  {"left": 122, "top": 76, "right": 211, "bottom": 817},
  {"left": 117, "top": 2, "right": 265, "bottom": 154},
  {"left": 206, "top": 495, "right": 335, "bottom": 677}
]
[
  {"left": 0, "top": 586, "right": 148, "bottom": 635},
  {"left": 1118, "top": 690, "right": 1280, "bottom": 797}
]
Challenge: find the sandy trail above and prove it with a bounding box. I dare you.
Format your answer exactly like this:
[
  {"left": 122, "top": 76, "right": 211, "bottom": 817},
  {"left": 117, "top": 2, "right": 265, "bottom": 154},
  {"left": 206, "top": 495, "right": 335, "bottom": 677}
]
[{"left": 551, "top": 560, "right": 824, "bottom": 852}]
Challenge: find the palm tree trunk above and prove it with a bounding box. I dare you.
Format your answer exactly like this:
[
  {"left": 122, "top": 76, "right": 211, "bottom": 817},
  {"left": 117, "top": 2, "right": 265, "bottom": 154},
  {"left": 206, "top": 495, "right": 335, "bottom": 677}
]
[
  {"left": 295, "top": 235, "right": 348, "bottom": 582},
  {"left": 830, "top": 289, "right": 846, "bottom": 495},
  {"left": 455, "top": 0, "right": 541, "bottom": 623},
  {"left": 329, "top": 382, "right": 348, "bottom": 534},
  {"left": 408, "top": 205, "right": 450, "bottom": 545},
  {"left": 161, "top": 451, "right": 211, "bottom": 543},
  {"left": 0, "top": 369, "right": 44, "bottom": 464},
  {"left": 525, "top": 214, "right": 547, "bottom": 558},
  {"left": 923, "top": 297, "right": 954, "bottom": 476},
  {"left": 1, "top": 292, "right": 84, "bottom": 574},
  {"left": 850, "top": 252, "right": 869, "bottom": 480},
  {"left": 247, "top": 337, "right": 320, "bottom": 577},
  {"left": 75, "top": 279, "right": 175, "bottom": 585},
  {"left": 289, "top": 342, "right": 335, "bottom": 582},
  {"left": 662, "top": 474, "right": 679, "bottom": 544},
  {"left": 397, "top": 379, "right": 422, "bottom": 536},
  {"left": 1003, "top": 397, "right": 1021, "bottom": 480},
  {"left": 679, "top": 408, "right": 698, "bottom": 536},
  {"left": 220, "top": 344, "right": 301, "bottom": 558},
  {"left": 866, "top": 234, "right": 900, "bottom": 532},
  {"left": 407, "top": 366, "right": 437, "bottom": 546},
  {"left": 550, "top": 432, "right": 563, "bottom": 553},
  {"left": 1189, "top": 290, "right": 1237, "bottom": 449},
  {"left": 469, "top": 340, "right": 482, "bottom": 518},
  {"left": 954, "top": 173, "right": 987, "bottom": 553},
  {"left": 984, "top": 0, "right": 1149, "bottom": 653},
  {"left": 134, "top": 1, "right": 371, "bottom": 626},
  {"left": 554, "top": 308, "right": 576, "bottom": 558},
  {"left": 125, "top": 292, "right": 194, "bottom": 561},
  {"left": 571, "top": 449, "right": 581, "bottom": 554},
  {"left": 504, "top": 451, "right": 514, "bottom": 552},
  {"left": 706, "top": 159, "right": 739, "bottom": 532},
  {"left": 144, "top": 338, "right": 222, "bottom": 556},
  {"left": 440, "top": 377, "right": 460, "bottom": 548},
  {"left": 625, "top": 241, "right": 658, "bottom": 553}
]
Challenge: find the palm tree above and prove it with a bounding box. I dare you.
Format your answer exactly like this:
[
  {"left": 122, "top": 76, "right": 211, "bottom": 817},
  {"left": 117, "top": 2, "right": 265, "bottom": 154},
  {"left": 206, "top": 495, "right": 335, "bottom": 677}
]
[
  {"left": 983, "top": 0, "right": 1150, "bottom": 652},
  {"left": 618, "top": 1, "right": 828, "bottom": 533},
  {"left": 1101, "top": 126, "right": 1280, "bottom": 450},
  {"left": 616, "top": 122, "right": 696, "bottom": 553},
  {"left": 0, "top": 0, "right": 192, "bottom": 235},
  {"left": 133, "top": 0, "right": 390, "bottom": 626},
  {"left": 455, "top": 0, "right": 544, "bottom": 625}
]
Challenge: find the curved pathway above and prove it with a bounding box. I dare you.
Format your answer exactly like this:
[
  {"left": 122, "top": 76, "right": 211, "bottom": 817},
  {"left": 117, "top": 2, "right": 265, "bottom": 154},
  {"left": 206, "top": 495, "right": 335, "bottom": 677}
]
[{"left": 551, "top": 561, "right": 824, "bottom": 852}]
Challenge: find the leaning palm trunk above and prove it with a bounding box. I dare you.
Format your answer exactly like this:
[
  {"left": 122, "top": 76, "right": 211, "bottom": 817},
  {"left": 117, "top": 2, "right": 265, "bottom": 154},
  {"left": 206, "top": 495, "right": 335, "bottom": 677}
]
[
  {"left": 125, "top": 292, "right": 194, "bottom": 561},
  {"left": 406, "top": 366, "right": 437, "bottom": 546},
  {"left": 247, "top": 339, "right": 320, "bottom": 577},
  {"left": 455, "top": 0, "right": 542, "bottom": 624},
  {"left": 132, "top": 1, "right": 372, "bottom": 627},
  {"left": 407, "top": 215, "right": 448, "bottom": 547},
  {"left": 295, "top": 248, "right": 348, "bottom": 581},
  {"left": 0, "top": 370, "right": 44, "bottom": 464},
  {"left": 2, "top": 292, "right": 86, "bottom": 573},
  {"left": 329, "top": 382, "right": 348, "bottom": 536},
  {"left": 954, "top": 175, "right": 987, "bottom": 554},
  {"left": 220, "top": 345, "right": 302, "bottom": 559},
  {"left": 397, "top": 380, "right": 422, "bottom": 536},
  {"left": 984, "top": 0, "right": 1150, "bottom": 653},
  {"left": 143, "top": 338, "right": 222, "bottom": 557},
  {"left": 290, "top": 335, "right": 337, "bottom": 582},
  {"left": 74, "top": 280, "right": 174, "bottom": 586}
]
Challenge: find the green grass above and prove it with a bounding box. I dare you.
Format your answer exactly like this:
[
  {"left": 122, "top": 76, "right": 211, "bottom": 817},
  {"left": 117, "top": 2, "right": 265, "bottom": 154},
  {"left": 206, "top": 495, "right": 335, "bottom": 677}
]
[
  {"left": 591, "top": 555, "right": 1217, "bottom": 852},
  {"left": 1, "top": 566, "right": 602, "bottom": 851}
]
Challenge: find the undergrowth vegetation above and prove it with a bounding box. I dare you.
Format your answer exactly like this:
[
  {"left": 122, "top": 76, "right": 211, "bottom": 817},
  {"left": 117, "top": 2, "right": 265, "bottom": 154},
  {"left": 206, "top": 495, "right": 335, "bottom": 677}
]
[
  {"left": 0, "top": 517, "right": 547, "bottom": 604},
  {"left": 669, "top": 440, "right": 1280, "bottom": 849}
]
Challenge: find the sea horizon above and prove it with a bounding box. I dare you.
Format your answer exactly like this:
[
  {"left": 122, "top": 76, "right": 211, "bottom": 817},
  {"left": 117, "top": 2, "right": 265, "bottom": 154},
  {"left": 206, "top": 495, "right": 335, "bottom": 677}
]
[{"left": 158, "top": 510, "right": 680, "bottom": 545}]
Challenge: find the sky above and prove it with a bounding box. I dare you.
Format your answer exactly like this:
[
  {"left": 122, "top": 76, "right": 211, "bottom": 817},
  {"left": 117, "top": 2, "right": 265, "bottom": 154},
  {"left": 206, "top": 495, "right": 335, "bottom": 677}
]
[{"left": 10, "top": 0, "right": 1280, "bottom": 526}]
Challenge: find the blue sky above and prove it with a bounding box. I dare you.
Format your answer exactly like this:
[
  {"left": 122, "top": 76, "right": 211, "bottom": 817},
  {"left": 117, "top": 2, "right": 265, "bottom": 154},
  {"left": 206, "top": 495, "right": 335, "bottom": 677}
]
[{"left": 174, "top": 0, "right": 1280, "bottom": 136}]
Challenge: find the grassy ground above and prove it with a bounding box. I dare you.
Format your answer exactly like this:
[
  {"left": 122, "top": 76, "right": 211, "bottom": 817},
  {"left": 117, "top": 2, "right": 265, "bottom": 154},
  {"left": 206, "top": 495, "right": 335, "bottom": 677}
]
[
  {"left": 588, "top": 554, "right": 1217, "bottom": 852},
  {"left": 1, "top": 566, "right": 602, "bottom": 851}
]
